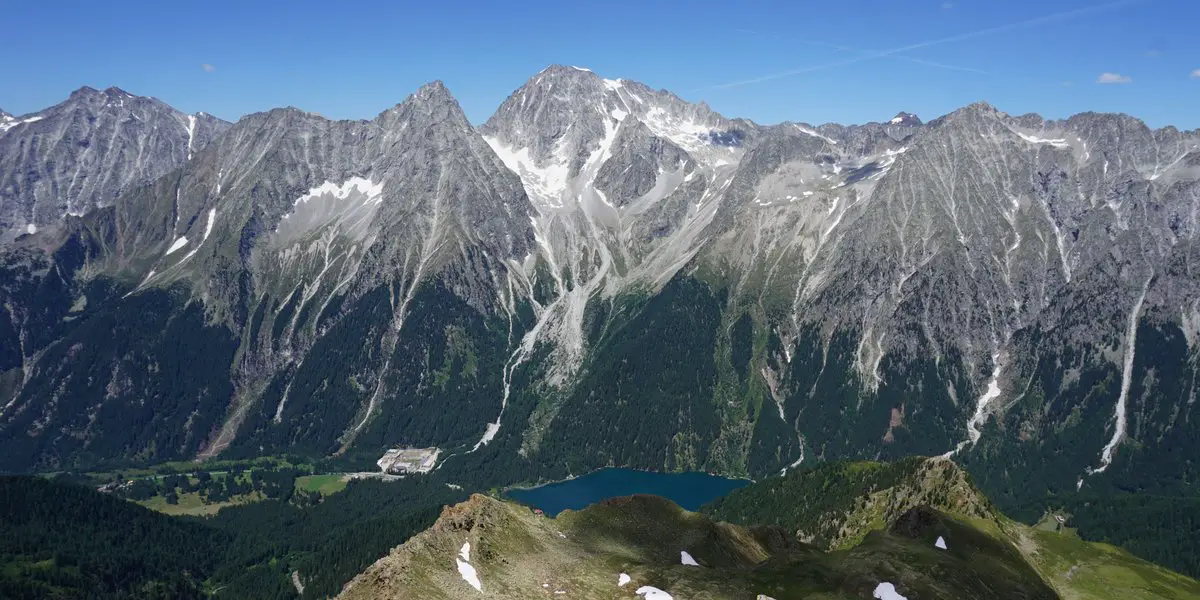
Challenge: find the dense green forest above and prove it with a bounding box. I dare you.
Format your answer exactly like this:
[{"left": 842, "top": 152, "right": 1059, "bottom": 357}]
[
  {"left": 0, "top": 285, "right": 238, "bottom": 473},
  {"left": 1, "top": 475, "right": 465, "bottom": 599},
  {"left": 0, "top": 476, "right": 227, "bottom": 599},
  {"left": 534, "top": 277, "right": 725, "bottom": 472}
]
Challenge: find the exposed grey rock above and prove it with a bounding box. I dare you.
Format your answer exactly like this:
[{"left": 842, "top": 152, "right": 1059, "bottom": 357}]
[
  {"left": 889, "top": 111, "right": 923, "bottom": 126},
  {"left": 0, "top": 86, "right": 230, "bottom": 242},
  {"left": 595, "top": 119, "right": 691, "bottom": 207},
  {"left": 98, "top": 80, "right": 535, "bottom": 455},
  {"left": 2, "top": 65, "right": 1198, "bottom": 495}
]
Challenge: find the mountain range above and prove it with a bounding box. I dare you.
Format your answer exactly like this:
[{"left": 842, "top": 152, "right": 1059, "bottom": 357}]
[
  {"left": 1, "top": 64, "right": 1198, "bottom": 524},
  {"left": 0, "top": 87, "right": 228, "bottom": 243}
]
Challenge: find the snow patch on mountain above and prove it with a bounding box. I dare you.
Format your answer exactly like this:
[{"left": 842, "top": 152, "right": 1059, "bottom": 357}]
[
  {"left": 185, "top": 114, "right": 197, "bottom": 160},
  {"left": 452, "top": 540, "right": 482, "bottom": 592},
  {"left": 292, "top": 177, "right": 383, "bottom": 208},
  {"left": 639, "top": 105, "right": 742, "bottom": 169},
  {"left": 1087, "top": 274, "right": 1152, "bottom": 476},
  {"left": 0, "top": 114, "right": 44, "bottom": 134},
  {"left": 873, "top": 582, "right": 907, "bottom": 600},
  {"left": 275, "top": 177, "right": 384, "bottom": 246},
  {"left": 1016, "top": 131, "right": 1070, "bottom": 149},
  {"left": 484, "top": 136, "right": 571, "bottom": 207},
  {"left": 636, "top": 586, "right": 673, "bottom": 600},
  {"left": 456, "top": 558, "right": 482, "bottom": 592},
  {"left": 945, "top": 351, "right": 1003, "bottom": 456},
  {"left": 793, "top": 124, "right": 838, "bottom": 145},
  {"left": 175, "top": 208, "right": 217, "bottom": 265},
  {"left": 201, "top": 208, "right": 216, "bottom": 242},
  {"left": 165, "top": 236, "right": 189, "bottom": 256}
]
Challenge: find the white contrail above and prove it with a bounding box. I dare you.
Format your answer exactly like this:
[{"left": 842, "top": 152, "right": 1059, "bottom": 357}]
[
  {"left": 742, "top": 33, "right": 993, "bottom": 76},
  {"left": 708, "top": 0, "right": 1138, "bottom": 89}
]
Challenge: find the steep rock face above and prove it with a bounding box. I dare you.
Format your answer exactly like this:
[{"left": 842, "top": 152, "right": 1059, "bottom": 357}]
[
  {"left": 476, "top": 71, "right": 1200, "bottom": 505},
  {"left": 674, "top": 100, "right": 1200, "bottom": 492},
  {"left": 0, "top": 87, "right": 229, "bottom": 242},
  {"left": 0, "top": 66, "right": 1197, "bottom": 522},
  {"left": 0, "top": 82, "right": 536, "bottom": 470}
]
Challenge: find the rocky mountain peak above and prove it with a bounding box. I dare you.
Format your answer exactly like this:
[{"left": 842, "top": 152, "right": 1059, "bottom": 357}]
[
  {"left": 963, "top": 100, "right": 1000, "bottom": 114},
  {"left": 102, "top": 85, "right": 134, "bottom": 97},
  {"left": 410, "top": 79, "right": 453, "bottom": 104},
  {"left": 485, "top": 65, "right": 613, "bottom": 127},
  {"left": 926, "top": 101, "right": 1003, "bottom": 129},
  {"left": 366, "top": 80, "right": 477, "bottom": 144},
  {"left": 67, "top": 85, "right": 101, "bottom": 98},
  {"left": 482, "top": 64, "right": 746, "bottom": 188},
  {"left": 888, "top": 111, "right": 922, "bottom": 126},
  {"left": 0, "top": 86, "right": 231, "bottom": 241}
]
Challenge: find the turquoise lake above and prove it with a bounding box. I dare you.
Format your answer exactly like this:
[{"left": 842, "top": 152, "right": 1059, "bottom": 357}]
[{"left": 506, "top": 468, "right": 750, "bottom": 516}]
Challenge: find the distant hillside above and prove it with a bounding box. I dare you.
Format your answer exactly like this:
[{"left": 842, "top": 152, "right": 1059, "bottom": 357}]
[
  {"left": 703, "top": 456, "right": 996, "bottom": 550},
  {"left": 703, "top": 457, "right": 1200, "bottom": 600}
]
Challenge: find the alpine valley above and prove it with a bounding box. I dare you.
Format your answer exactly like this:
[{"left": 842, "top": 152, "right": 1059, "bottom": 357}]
[{"left": 2, "top": 65, "right": 1200, "bottom": 594}]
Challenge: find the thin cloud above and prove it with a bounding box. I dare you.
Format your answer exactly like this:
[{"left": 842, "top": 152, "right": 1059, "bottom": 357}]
[
  {"left": 799, "top": 38, "right": 990, "bottom": 75},
  {"left": 942, "top": 2, "right": 954, "bottom": 9},
  {"left": 706, "top": 0, "right": 1138, "bottom": 90},
  {"left": 201, "top": 64, "right": 216, "bottom": 73},
  {"left": 1143, "top": 49, "right": 1163, "bottom": 57},
  {"left": 730, "top": 31, "right": 992, "bottom": 79},
  {"left": 1097, "top": 72, "right": 1132, "bottom": 84},
  {"left": 1191, "top": 69, "right": 1200, "bottom": 79}
]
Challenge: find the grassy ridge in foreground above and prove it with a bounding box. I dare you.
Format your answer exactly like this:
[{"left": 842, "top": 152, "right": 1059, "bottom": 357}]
[{"left": 340, "top": 492, "right": 1057, "bottom": 599}]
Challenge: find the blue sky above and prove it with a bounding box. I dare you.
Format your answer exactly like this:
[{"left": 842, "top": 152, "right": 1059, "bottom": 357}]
[{"left": 4, "top": 0, "right": 1198, "bottom": 128}]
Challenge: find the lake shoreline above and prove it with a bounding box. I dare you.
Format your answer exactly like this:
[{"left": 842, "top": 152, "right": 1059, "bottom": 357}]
[
  {"left": 504, "top": 467, "right": 753, "bottom": 517},
  {"left": 503, "top": 466, "right": 755, "bottom": 493}
]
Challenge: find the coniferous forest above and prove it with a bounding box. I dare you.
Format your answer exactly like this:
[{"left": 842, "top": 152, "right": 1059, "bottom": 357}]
[{"left": 0, "top": 475, "right": 465, "bottom": 599}]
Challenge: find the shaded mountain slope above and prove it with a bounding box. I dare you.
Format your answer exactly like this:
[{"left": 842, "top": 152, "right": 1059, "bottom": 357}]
[{"left": 704, "top": 457, "right": 1200, "bottom": 600}]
